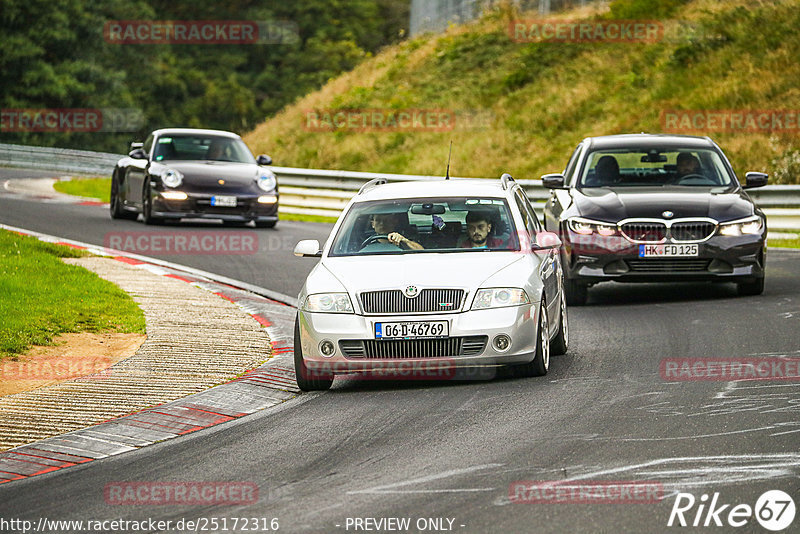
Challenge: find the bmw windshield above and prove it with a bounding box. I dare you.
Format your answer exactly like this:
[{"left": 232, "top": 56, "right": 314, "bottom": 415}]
[
  {"left": 578, "top": 148, "right": 736, "bottom": 188},
  {"left": 329, "top": 197, "right": 520, "bottom": 256}
]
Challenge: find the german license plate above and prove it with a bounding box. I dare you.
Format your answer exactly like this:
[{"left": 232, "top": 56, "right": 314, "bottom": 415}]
[
  {"left": 375, "top": 321, "right": 449, "bottom": 339},
  {"left": 211, "top": 195, "right": 237, "bottom": 207},
  {"left": 639, "top": 244, "right": 699, "bottom": 257}
]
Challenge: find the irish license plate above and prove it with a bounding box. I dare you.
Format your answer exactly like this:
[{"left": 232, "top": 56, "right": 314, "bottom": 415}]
[
  {"left": 639, "top": 244, "right": 699, "bottom": 257},
  {"left": 375, "top": 321, "right": 449, "bottom": 339},
  {"left": 211, "top": 195, "right": 237, "bottom": 207}
]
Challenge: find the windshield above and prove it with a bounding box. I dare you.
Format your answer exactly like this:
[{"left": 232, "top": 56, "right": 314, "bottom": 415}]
[
  {"left": 153, "top": 134, "right": 256, "bottom": 163},
  {"left": 329, "top": 197, "right": 520, "bottom": 256},
  {"left": 578, "top": 147, "right": 735, "bottom": 188}
]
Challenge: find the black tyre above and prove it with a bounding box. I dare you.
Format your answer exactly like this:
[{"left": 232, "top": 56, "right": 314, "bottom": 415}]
[
  {"left": 294, "top": 317, "right": 333, "bottom": 391},
  {"left": 565, "top": 278, "right": 588, "bottom": 306},
  {"left": 255, "top": 220, "right": 277, "bottom": 229},
  {"left": 110, "top": 173, "right": 137, "bottom": 220},
  {"left": 550, "top": 287, "right": 569, "bottom": 356},
  {"left": 141, "top": 180, "right": 163, "bottom": 225},
  {"left": 510, "top": 298, "right": 550, "bottom": 378},
  {"left": 737, "top": 277, "right": 765, "bottom": 296}
]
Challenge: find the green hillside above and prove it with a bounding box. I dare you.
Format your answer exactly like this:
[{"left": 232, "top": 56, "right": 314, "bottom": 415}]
[{"left": 244, "top": 0, "right": 800, "bottom": 184}]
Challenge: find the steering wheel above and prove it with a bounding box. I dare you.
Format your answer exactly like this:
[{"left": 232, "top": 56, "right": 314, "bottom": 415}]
[
  {"left": 360, "top": 234, "right": 390, "bottom": 249},
  {"left": 672, "top": 173, "right": 714, "bottom": 185}
]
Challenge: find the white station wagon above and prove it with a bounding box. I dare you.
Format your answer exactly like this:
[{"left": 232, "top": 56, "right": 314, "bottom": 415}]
[{"left": 292, "top": 175, "right": 568, "bottom": 390}]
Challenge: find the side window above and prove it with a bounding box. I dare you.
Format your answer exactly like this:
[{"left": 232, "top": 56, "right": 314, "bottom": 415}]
[
  {"left": 520, "top": 190, "right": 543, "bottom": 232},
  {"left": 514, "top": 190, "right": 537, "bottom": 235},
  {"left": 563, "top": 143, "right": 583, "bottom": 184},
  {"left": 143, "top": 134, "right": 154, "bottom": 157}
]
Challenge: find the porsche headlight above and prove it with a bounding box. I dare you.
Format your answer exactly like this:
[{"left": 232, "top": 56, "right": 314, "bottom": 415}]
[
  {"left": 471, "top": 288, "right": 530, "bottom": 310},
  {"left": 302, "top": 293, "right": 354, "bottom": 313},
  {"left": 567, "top": 217, "right": 617, "bottom": 236},
  {"left": 718, "top": 215, "right": 764, "bottom": 237},
  {"left": 161, "top": 169, "right": 183, "bottom": 188},
  {"left": 257, "top": 171, "right": 277, "bottom": 192}
]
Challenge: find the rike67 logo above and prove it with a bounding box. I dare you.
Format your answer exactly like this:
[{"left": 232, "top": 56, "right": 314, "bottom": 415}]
[{"left": 668, "top": 490, "right": 795, "bottom": 531}]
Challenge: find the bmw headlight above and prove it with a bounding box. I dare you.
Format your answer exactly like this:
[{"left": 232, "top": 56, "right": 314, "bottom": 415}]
[
  {"left": 471, "top": 288, "right": 530, "bottom": 310},
  {"left": 161, "top": 169, "right": 183, "bottom": 188},
  {"left": 567, "top": 217, "right": 617, "bottom": 236},
  {"left": 257, "top": 171, "right": 277, "bottom": 192},
  {"left": 718, "top": 215, "right": 764, "bottom": 237},
  {"left": 302, "top": 293, "right": 354, "bottom": 313}
]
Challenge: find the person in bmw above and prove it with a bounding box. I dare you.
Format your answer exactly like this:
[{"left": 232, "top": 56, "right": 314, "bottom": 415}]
[
  {"left": 291, "top": 175, "right": 569, "bottom": 391},
  {"left": 542, "top": 134, "right": 769, "bottom": 305},
  {"left": 110, "top": 128, "right": 279, "bottom": 227}
]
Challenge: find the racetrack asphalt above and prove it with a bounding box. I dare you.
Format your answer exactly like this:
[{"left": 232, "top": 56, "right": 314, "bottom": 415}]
[{"left": 1, "top": 169, "right": 799, "bottom": 533}]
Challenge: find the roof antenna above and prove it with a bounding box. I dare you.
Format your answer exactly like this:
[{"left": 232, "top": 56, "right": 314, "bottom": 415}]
[{"left": 445, "top": 140, "right": 453, "bottom": 180}]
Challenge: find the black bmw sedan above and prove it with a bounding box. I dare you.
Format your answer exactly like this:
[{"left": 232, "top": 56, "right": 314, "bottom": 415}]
[
  {"left": 110, "top": 128, "right": 279, "bottom": 227},
  {"left": 541, "top": 134, "right": 768, "bottom": 305}
]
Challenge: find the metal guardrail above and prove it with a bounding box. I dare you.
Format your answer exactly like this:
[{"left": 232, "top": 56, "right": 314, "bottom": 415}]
[{"left": 2, "top": 142, "right": 799, "bottom": 230}]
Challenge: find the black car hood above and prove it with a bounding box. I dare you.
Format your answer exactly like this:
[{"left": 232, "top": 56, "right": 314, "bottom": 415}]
[{"left": 573, "top": 186, "right": 755, "bottom": 223}]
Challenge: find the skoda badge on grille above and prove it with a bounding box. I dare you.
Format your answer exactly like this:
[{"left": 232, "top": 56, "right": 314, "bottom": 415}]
[{"left": 404, "top": 285, "right": 419, "bottom": 298}]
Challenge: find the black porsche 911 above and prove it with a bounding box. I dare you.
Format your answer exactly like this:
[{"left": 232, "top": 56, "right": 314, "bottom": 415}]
[
  {"left": 110, "top": 128, "right": 279, "bottom": 227},
  {"left": 541, "top": 134, "right": 768, "bottom": 305}
]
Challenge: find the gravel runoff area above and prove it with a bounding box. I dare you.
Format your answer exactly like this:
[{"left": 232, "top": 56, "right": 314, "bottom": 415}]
[{"left": 0, "top": 255, "right": 291, "bottom": 453}]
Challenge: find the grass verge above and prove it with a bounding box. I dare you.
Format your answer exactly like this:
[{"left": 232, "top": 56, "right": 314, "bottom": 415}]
[
  {"left": 53, "top": 177, "right": 111, "bottom": 202},
  {"left": 768, "top": 232, "right": 800, "bottom": 249},
  {"left": 0, "top": 230, "right": 146, "bottom": 360}
]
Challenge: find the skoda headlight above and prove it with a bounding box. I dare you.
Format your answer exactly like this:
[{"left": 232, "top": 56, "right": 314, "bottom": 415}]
[
  {"left": 257, "top": 171, "right": 277, "bottom": 192},
  {"left": 718, "top": 215, "right": 764, "bottom": 237},
  {"left": 471, "top": 288, "right": 530, "bottom": 310},
  {"left": 567, "top": 217, "right": 617, "bottom": 236},
  {"left": 302, "top": 293, "right": 354, "bottom": 313},
  {"left": 161, "top": 169, "right": 183, "bottom": 188}
]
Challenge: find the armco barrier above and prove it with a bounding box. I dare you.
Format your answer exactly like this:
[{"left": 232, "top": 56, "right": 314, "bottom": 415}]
[{"left": 1, "top": 142, "right": 799, "bottom": 229}]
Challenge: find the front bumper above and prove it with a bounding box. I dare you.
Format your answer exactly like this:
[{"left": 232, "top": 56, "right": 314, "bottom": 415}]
[
  {"left": 152, "top": 193, "right": 278, "bottom": 222},
  {"left": 298, "top": 304, "right": 539, "bottom": 375},
  {"left": 562, "top": 230, "right": 766, "bottom": 284}
]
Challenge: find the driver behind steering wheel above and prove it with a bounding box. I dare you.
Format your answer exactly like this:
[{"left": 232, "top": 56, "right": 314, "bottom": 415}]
[
  {"left": 674, "top": 152, "right": 702, "bottom": 181},
  {"left": 362, "top": 212, "right": 424, "bottom": 251}
]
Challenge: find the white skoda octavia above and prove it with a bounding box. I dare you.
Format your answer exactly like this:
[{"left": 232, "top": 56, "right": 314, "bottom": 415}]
[{"left": 292, "top": 175, "right": 568, "bottom": 390}]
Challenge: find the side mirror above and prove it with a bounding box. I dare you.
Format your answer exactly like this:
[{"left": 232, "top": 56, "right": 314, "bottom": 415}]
[
  {"left": 294, "top": 239, "right": 322, "bottom": 257},
  {"left": 541, "top": 173, "right": 566, "bottom": 189},
  {"left": 130, "top": 142, "right": 143, "bottom": 150},
  {"left": 532, "top": 231, "right": 562, "bottom": 251},
  {"left": 256, "top": 154, "right": 273, "bottom": 166},
  {"left": 743, "top": 172, "right": 768, "bottom": 189},
  {"left": 128, "top": 148, "right": 147, "bottom": 160}
]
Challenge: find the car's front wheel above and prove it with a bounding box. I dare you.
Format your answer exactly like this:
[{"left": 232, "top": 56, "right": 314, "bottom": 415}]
[
  {"left": 737, "top": 276, "right": 765, "bottom": 296},
  {"left": 550, "top": 287, "right": 569, "bottom": 356},
  {"left": 565, "top": 278, "right": 588, "bottom": 306},
  {"left": 294, "top": 317, "right": 333, "bottom": 391},
  {"left": 141, "top": 180, "right": 163, "bottom": 225},
  {"left": 510, "top": 298, "right": 550, "bottom": 378},
  {"left": 255, "top": 220, "right": 277, "bottom": 229}
]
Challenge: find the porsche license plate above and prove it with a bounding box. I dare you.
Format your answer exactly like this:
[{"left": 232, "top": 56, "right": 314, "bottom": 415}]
[
  {"left": 211, "top": 196, "right": 237, "bottom": 207},
  {"left": 639, "top": 244, "right": 699, "bottom": 257},
  {"left": 375, "top": 321, "right": 449, "bottom": 339}
]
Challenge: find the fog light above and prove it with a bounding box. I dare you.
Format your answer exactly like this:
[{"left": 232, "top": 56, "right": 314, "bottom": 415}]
[
  {"left": 492, "top": 334, "right": 511, "bottom": 353},
  {"left": 258, "top": 195, "right": 278, "bottom": 204},
  {"left": 319, "top": 340, "right": 335, "bottom": 357},
  {"left": 161, "top": 191, "right": 188, "bottom": 200}
]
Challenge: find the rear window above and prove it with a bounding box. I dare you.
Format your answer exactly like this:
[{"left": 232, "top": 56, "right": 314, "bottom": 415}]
[{"left": 329, "top": 197, "right": 520, "bottom": 256}]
